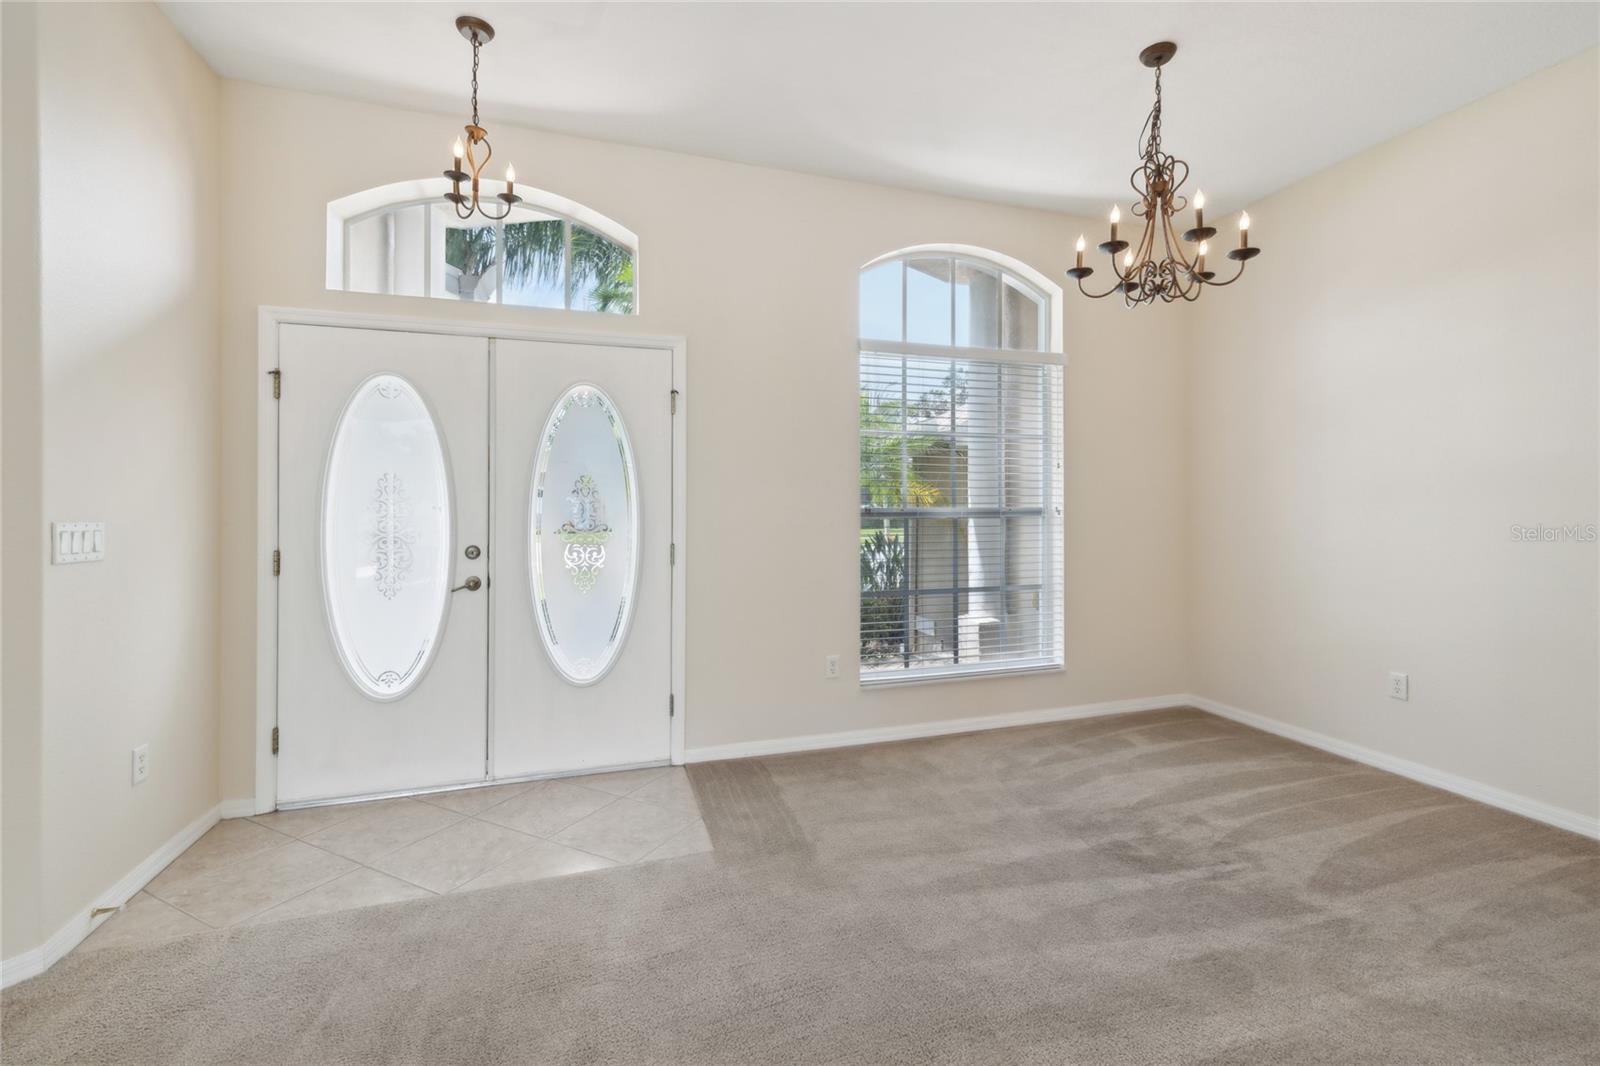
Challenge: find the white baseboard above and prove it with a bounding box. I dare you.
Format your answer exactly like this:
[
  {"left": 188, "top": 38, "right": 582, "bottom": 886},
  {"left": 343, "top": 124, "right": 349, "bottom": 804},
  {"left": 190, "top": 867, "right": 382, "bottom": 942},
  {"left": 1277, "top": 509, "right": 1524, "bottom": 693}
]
[
  {"left": 0, "top": 947, "right": 44, "bottom": 989},
  {"left": 1, "top": 803, "right": 221, "bottom": 989},
  {"left": 219, "top": 798, "right": 260, "bottom": 819},
  {"left": 682, "top": 694, "right": 1192, "bottom": 763},
  {"left": 1189, "top": 696, "right": 1600, "bottom": 841}
]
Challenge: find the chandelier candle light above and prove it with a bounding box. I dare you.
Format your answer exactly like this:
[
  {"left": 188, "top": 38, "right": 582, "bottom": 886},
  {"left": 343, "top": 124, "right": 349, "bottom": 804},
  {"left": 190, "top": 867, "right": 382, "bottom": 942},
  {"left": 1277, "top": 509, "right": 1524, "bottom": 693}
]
[
  {"left": 443, "top": 15, "right": 521, "bottom": 221},
  {"left": 1068, "top": 42, "right": 1261, "bottom": 306}
]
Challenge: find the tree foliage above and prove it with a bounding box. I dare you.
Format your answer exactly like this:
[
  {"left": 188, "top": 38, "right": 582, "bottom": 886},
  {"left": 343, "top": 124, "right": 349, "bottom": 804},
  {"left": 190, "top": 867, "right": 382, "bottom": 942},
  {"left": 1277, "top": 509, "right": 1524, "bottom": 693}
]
[
  {"left": 859, "top": 528, "right": 908, "bottom": 663},
  {"left": 857, "top": 365, "right": 969, "bottom": 664},
  {"left": 858, "top": 367, "right": 968, "bottom": 508},
  {"left": 444, "top": 215, "right": 634, "bottom": 312}
]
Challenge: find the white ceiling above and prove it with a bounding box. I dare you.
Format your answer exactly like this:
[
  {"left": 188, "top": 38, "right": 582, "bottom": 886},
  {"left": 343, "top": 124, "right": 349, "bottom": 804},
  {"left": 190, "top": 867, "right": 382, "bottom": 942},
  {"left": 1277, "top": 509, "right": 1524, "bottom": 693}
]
[{"left": 160, "top": 2, "right": 1597, "bottom": 215}]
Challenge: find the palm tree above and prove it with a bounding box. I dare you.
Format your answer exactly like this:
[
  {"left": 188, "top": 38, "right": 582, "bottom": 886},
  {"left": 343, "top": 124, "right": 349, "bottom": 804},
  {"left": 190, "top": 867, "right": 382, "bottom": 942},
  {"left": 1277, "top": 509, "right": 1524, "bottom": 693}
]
[
  {"left": 444, "top": 214, "right": 634, "bottom": 312},
  {"left": 591, "top": 260, "right": 635, "bottom": 314},
  {"left": 570, "top": 226, "right": 634, "bottom": 313}
]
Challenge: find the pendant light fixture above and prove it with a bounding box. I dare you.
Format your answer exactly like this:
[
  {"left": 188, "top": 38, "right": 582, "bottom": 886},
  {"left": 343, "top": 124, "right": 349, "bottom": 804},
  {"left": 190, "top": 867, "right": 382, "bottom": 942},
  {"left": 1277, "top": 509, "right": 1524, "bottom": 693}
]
[
  {"left": 1068, "top": 42, "right": 1261, "bottom": 306},
  {"left": 443, "top": 15, "right": 521, "bottom": 221}
]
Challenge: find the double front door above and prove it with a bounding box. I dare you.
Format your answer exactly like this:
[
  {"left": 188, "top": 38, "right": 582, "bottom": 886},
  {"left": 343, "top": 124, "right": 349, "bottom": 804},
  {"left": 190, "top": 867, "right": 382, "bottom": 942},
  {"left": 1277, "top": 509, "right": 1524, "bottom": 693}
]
[{"left": 275, "top": 324, "right": 673, "bottom": 806}]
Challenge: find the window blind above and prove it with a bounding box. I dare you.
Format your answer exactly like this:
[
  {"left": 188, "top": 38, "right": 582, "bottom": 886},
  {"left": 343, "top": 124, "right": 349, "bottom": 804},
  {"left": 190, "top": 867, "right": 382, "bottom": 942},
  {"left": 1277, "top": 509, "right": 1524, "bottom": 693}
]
[{"left": 859, "top": 351, "right": 1064, "bottom": 680}]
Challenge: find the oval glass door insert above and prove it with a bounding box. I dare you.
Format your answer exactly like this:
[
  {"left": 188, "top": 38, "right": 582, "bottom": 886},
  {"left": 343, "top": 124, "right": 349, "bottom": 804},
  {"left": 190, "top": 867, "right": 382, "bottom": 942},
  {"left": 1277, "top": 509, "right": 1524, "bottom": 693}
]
[
  {"left": 530, "top": 384, "right": 639, "bottom": 685},
  {"left": 322, "top": 373, "right": 454, "bottom": 701}
]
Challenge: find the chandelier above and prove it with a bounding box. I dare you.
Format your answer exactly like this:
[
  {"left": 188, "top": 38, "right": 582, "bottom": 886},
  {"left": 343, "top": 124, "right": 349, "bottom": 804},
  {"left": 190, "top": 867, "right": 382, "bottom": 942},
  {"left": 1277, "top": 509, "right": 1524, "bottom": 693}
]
[
  {"left": 1068, "top": 42, "right": 1260, "bottom": 306},
  {"left": 442, "top": 16, "right": 522, "bottom": 221}
]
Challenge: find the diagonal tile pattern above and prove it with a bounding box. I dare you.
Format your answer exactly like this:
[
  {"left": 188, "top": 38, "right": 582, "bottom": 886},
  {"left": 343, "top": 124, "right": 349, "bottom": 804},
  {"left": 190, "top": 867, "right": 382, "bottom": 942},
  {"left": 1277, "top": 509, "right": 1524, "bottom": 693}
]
[
  {"left": 82, "top": 766, "right": 711, "bottom": 957},
  {"left": 301, "top": 798, "right": 463, "bottom": 864},
  {"left": 454, "top": 838, "right": 616, "bottom": 892},
  {"left": 575, "top": 766, "right": 670, "bottom": 797},
  {"left": 476, "top": 780, "right": 615, "bottom": 838},
  {"left": 146, "top": 841, "right": 357, "bottom": 928},
  {"left": 628, "top": 768, "right": 700, "bottom": 814},
  {"left": 246, "top": 802, "right": 366, "bottom": 839},
  {"left": 419, "top": 781, "right": 533, "bottom": 816},
  {"left": 371, "top": 818, "right": 540, "bottom": 893},
  {"left": 78, "top": 892, "right": 209, "bottom": 954},
  {"left": 553, "top": 797, "right": 696, "bottom": 863},
  {"left": 242, "top": 868, "right": 433, "bottom": 926}
]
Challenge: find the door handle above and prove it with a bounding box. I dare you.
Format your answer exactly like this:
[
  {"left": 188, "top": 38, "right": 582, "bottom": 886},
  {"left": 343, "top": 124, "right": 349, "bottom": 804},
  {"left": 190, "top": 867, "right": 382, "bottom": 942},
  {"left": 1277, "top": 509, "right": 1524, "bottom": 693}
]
[{"left": 452, "top": 576, "right": 482, "bottom": 593}]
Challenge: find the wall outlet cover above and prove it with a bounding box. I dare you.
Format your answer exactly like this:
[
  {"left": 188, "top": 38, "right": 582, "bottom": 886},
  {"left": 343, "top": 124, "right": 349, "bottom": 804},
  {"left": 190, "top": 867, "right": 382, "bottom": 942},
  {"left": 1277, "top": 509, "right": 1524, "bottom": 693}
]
[
  {"left": 132, "top": 744, "right": 150, "bottom": 785},
  {"left": 1388, "top": 672, "right": 1409, "bottom": 701},
  {"left": 824, "top": 654, "right": 841, "bottom": 679}
]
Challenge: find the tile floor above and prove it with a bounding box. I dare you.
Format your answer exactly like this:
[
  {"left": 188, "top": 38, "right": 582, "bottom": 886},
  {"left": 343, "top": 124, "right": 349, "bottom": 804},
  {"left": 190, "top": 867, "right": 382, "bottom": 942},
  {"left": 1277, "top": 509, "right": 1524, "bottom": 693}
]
[{"left": 78, "top": 766, "right": 710, "bottom": 956}]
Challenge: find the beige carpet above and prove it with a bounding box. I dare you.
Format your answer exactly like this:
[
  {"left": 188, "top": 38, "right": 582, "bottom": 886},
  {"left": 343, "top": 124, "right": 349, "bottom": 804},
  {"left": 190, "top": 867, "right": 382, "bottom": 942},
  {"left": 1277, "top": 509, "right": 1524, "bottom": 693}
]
[{"left": 4, "top": 707, "right": 1597, "bottom": 1064}]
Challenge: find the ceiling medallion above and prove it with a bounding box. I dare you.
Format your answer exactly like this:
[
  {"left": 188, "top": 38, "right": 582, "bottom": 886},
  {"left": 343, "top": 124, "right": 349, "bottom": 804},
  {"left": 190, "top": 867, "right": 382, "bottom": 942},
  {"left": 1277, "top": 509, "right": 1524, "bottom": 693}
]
[
  {"left": 1068, "top": 42, "right": 1261, "bottom": 306},
  {"left": 442, "top": 15, "right": 522, "bottom": 221}
]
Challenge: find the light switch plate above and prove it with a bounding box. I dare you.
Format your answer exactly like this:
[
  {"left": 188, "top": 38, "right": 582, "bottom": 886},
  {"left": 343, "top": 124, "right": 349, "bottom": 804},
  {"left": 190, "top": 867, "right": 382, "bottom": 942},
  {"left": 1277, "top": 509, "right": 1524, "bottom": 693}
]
[{"left": 51, "top": 522, "right": 105, "bottom": 564}]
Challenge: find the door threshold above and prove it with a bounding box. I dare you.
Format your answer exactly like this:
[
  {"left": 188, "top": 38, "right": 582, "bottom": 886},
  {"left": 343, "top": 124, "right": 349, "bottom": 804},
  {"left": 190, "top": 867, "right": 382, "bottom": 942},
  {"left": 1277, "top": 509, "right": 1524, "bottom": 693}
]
[{"left": 274, "top": 758, "right": 673, "bottom": 811}]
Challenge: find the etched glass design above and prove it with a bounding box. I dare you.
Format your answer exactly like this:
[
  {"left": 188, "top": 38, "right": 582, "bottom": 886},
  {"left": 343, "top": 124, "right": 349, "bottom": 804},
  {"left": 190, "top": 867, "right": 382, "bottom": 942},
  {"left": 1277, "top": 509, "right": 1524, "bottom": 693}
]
[
  {"left": 558, "top": 474, "right": 611, "bottom": 592},
  {"left": 322, "top": 374, "right": 453, "bottom": 700},
  {"left": 530, "top": 384, "right": 639, "bottom": 685}
]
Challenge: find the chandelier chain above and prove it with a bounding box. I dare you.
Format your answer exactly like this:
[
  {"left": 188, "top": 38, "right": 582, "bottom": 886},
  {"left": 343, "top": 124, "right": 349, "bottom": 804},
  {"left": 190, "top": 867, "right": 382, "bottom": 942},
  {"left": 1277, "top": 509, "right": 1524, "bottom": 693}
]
[
  {"left": 470, "top": 39, "right": 481, "bottom": 127},
  {"left": 1141, "top": 65, "right": 1163, "bottom": 161}
]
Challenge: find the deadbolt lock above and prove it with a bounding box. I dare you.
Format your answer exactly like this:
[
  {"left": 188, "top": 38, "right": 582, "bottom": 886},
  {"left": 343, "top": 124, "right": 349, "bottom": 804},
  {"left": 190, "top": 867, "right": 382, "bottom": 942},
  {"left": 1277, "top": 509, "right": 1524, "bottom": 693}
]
[{"left": 464, "top": 545, "right": 481, "bottom": 560}]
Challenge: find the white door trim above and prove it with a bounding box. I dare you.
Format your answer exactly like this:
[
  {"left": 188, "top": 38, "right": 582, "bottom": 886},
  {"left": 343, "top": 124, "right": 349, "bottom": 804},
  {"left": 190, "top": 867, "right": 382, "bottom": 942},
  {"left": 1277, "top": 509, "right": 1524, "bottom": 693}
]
[{"left": 255, "top": 306, "right": 688, "bottom": 815}]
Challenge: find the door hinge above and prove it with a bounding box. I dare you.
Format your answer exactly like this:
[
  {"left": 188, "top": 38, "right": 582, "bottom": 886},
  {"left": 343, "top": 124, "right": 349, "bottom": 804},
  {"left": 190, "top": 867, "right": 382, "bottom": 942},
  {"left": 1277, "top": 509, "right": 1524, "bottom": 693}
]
[
  {"left": 669, "top": 542, "right": 675, "bottom": 566},
  {"left": 271, "top": 726, "right": 280, "bottom": 755},
  {"left": 670, "top": 388, "right": 679, "bottom": 415},
  {"left": 268, "top": 368, "right": 281, "bottom": 400},
  {"left": 668, "top": 693, "right": 675, "bottom": 718},
  {"left": 271, "top": 549, "right": 281, "bottom": 576}
]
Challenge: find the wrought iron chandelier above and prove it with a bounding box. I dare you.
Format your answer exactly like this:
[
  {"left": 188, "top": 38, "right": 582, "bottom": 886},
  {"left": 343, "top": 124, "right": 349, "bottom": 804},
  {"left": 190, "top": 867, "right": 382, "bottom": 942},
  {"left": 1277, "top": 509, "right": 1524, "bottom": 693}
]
[
  {"left": 1068, "top": 42, "right": 1260, "bottom": 306},
  {"left": 442, "top": 15, "right": 522, "bottom": 221}
]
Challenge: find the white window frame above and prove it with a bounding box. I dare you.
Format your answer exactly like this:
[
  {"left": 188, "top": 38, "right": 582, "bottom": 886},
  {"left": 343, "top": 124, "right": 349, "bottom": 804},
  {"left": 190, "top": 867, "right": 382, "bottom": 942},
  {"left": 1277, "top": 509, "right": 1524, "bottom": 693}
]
[
  {"left": 857, "top": 245, "right": 1065, "bottom": 687},
  {"left": 326, "top": 177, "right": 640, "bottom": 312}
]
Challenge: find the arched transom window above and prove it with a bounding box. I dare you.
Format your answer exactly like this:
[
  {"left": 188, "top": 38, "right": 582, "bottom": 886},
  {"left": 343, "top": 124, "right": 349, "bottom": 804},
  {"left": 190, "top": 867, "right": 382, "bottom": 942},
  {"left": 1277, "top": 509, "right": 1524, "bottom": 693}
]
[
  {"left": 327, "top": 179, "right": 637, "bottom": 314},
  {"left": 858, "top": 247, "right": 1064, "bottom": 682}
]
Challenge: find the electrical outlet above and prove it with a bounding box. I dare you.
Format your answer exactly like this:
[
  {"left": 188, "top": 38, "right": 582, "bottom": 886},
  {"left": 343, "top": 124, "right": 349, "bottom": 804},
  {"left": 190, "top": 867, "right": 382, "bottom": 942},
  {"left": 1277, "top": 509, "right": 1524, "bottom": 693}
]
[
  {"left": 824, "top": 654, "right": 841, "bottom": 679},
  {"left": 132, "top": 744, "right": 150, "bottom": 784},
  {"left": 1388, "top": 672, "right": 1409, "bottom": 701}
]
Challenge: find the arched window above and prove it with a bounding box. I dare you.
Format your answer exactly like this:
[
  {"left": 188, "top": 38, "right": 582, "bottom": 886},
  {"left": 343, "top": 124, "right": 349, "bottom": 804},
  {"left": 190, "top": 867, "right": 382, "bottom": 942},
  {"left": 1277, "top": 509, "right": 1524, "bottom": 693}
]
[
  {"left": 326, "top": 179, "right": 638, "bottom": 314},
  {"left": 858, "top": 247, "right": 1064, "bottom": 682}
]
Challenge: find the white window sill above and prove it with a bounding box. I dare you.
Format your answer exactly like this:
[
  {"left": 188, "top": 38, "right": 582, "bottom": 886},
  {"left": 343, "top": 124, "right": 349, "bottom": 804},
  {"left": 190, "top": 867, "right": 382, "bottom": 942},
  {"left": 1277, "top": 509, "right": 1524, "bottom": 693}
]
[{"left": 859, "top": 660, "right": 1064, "bottom": 689}]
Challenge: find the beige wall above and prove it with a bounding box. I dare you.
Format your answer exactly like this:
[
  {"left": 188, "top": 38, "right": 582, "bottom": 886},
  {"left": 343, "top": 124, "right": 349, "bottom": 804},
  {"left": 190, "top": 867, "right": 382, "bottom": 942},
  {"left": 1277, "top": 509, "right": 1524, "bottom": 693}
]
[
  {"left": 2, "top": 0, "right": 46, "bottom": 961},
  {"left": 2, "top": 2, "right": 222, "bottom": 957},
  {"left": 1188, "top": 50, "right": 1600, "bottom": 822},
  {"left": 215, "top": 81, "right": 1192, "bottom": 799}
]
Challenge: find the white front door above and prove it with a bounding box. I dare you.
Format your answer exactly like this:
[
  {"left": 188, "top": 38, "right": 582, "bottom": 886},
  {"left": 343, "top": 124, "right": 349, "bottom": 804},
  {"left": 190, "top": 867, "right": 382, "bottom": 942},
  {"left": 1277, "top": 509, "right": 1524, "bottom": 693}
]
[
  {"left": 492, "top": 339, "right": 674, "bottom": 777},
  {"left": 274, "top": 324, "right": 673, "bottom": 805},
  {"left": 277, "top": 324, "right": 489, "bottom": 804}
]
